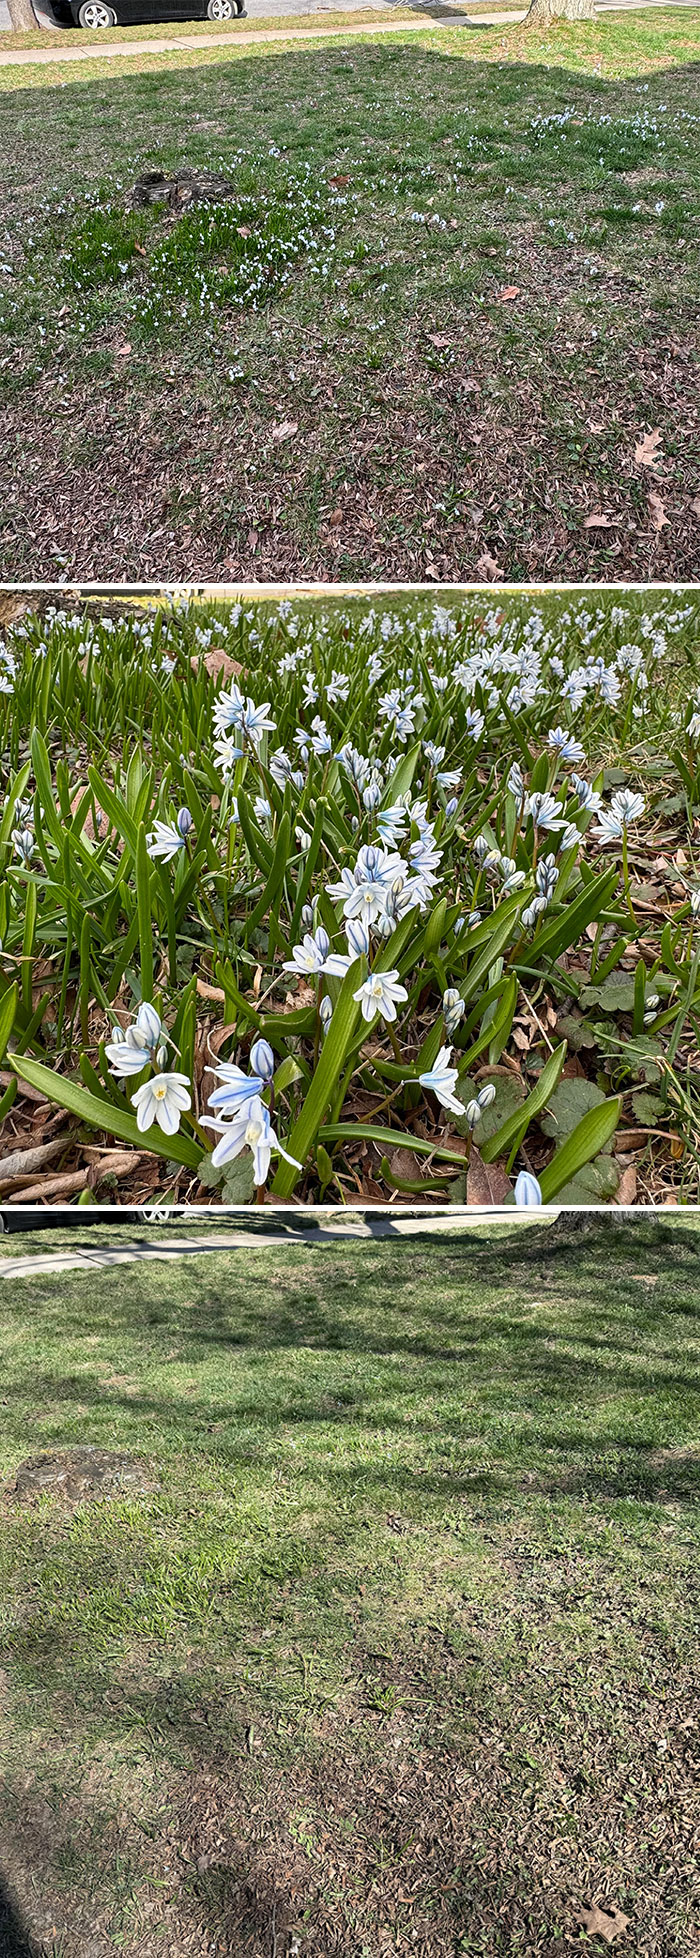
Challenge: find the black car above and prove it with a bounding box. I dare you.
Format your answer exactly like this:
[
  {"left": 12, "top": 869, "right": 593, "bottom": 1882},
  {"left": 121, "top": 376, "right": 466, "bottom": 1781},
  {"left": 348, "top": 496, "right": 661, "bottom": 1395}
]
[{"left": 44, "top": 0, "right": 245, "bottom": 28}]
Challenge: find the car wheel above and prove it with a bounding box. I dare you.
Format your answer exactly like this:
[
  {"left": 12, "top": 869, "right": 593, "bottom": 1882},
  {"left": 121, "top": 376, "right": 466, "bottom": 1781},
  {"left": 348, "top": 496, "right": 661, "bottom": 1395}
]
[
  {"left": 77, "top": 1, "right": 117, "bottom": 24},
  {"left": 206, "top": 0, "right": 235, "bottom": 17}
]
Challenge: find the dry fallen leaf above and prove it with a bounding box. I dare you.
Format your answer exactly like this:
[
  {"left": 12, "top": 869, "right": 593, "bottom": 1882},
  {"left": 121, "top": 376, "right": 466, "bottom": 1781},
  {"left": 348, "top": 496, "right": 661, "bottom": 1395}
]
[
  {"left": 476, "top": 550, "right": 504, "bottom": 581},
  {"left": 271, "top": 420, "right": 298, "bottom": 444},
  {"left": 614, "top": 1164, "right": 637, "bottom": 1206},
  {"left": 583, "top": 512, "right": 615, "bottom": 529},
  {"left": 498, "top": 285, "right": 520, "bottom": 301},
  {"left": 236, "top": 224, "right": 252, "bottom": 238},
  {"left": 428, "top": 333, "right": 452, "bottom": 347},
  {"left": 647, "top": 490, "right": 668, "bottom": 531},
  {"left": 634, "top": 427, "right": 663, "bottom": 470},
  {"left": 190, "top": 647, "right": 242, "bottom": 683},
  {"left": 692, "top": 494, "right": 700, "bottom": 517},
  {"left": 329, "top": 173, "right": 350, "bottom": 188},
  {"left": 467, "top": 1150, "right": 511, "bottom": 1206},
  {"left": 577, "top": 1903, "right": 630, "bottom": 1945}
]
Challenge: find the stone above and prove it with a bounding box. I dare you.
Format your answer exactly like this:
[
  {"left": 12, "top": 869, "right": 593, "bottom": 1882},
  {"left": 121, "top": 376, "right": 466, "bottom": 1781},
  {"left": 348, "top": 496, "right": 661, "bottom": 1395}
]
[
  {"left": 131, "top": 168, "right": 238, "bottom": 212},
  {"left": 12, "top": 1447, "right": 157, "bottom": 1505}
]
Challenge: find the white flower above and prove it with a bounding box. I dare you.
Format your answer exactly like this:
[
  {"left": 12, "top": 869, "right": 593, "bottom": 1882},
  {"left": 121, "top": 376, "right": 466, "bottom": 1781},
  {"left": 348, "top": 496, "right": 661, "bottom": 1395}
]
[
  {"left": 524, "top": 790, "right": 566, "bottom": 833},
  {"left": 206, "top": 1056, "right": 270, "bottom": 1118},
  {"left": 514, "top": 1170, "right": 542, "bottom": 1206},
  {"left": 548, "top": 727, "right": 586, "bottom": 765},
  {"left": 610, "top": 788, "right": 645, "bottom": 827},
  {"left": 353, "top": 969, "right": 408, "bottom": 1023},
  {"left": 418, "top": 1045, "right": 464, "bottom": 1116},
  {"left": 462, "top": 1082, "right": 497, "bottom": 1130},
  {"left": 443, "top": 987, "right": 465, "bottom": 1037},
  {"left": 105, "top": 1003, "right": 165, "bottom": 1076},
  {"left": 282, "top": 928, "right": 331, "bottom": 976},
  {"left": 147, "top": 807, "right": 193, "bottom": 862},
  {"left": 131, "top": 1071, "right": 191, "bottom": 1136},
  {"left": 204, "top": 1095, "right": 301, "bottom": 1185}
]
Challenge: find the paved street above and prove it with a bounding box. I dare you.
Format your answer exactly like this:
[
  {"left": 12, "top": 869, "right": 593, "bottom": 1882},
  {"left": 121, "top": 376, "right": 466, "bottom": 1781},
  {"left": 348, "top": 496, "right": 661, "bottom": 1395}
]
[{"left": 0, "top": 0, "right": 697, "bottom": 37}]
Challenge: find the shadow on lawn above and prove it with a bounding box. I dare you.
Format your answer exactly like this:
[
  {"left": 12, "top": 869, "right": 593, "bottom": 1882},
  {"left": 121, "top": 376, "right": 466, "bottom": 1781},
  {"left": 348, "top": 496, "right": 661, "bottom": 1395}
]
[
  {"left": 1, "top": 1224, "right": 698, "bottom": 1514},
  {"left": 0, "top": 1878, "right": 32, "bottom": 1958}
]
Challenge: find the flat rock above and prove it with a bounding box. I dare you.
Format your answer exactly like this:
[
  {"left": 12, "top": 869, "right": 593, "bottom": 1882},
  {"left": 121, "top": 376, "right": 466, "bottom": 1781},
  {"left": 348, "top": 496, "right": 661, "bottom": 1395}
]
[
  {"left": 131, "top": 167, "right": 237, "bottom": 211},
  {"left": 12, "top": 1446, "right": 158, "bottom": 1504}
]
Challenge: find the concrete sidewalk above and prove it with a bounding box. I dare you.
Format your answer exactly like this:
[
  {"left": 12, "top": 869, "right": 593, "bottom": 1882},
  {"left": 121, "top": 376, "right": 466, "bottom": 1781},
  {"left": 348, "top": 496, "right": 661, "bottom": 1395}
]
[{"left": 0, "top": 1209, "right": 534, "bottom": 1279}]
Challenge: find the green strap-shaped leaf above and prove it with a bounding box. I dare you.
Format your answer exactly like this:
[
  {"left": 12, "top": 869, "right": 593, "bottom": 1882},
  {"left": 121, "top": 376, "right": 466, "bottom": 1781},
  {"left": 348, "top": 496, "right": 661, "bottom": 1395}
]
[
  {"left": 10, "top": 1055, "right": 202, "bottom": 1169},
  {"left": 538, "top": 1096, "right": 622, "bottom": 1202},
  {"left": 136, "top": 822, "right": 155, "bottom": 1001},
  {"left": 0, "top": 981, "right": 18, "bottom": 1066},
  {"left": 319, "top": 1122, "right": 468, "bottom": 1166},
  {"left": 271, "top": 960, "right": 363, "bottom": 1198},
  {"left": 237, "top": 788, "right": 274, "bottom": 876},
  {"left": 246, "top": 811, "right": 291, "bottom": 935},
  {"left": 0, "top": 763, "right": 32, "bottom": 850},
  {"left": 30, "top": 730, "right": 64, "bottom": 852},
  {"left": 87, "top": 765, "right": 139, "bottom": 859},
  {"left": 526, "top": 869, "right": 619, "bottom": 968},
  {"left": 479, "top": 1040, "right": 567, "bottom": 1164}
]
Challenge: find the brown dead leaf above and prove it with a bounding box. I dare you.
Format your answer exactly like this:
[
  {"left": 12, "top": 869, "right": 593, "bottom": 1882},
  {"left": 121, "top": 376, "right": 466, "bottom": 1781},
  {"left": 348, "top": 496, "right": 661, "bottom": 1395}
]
[
  {"left": 498, "top": 285, "right": 520, "bottom": 301},
  {"left": 236, "top": 225, "right": 252, "bottom": 238},
  {"left": 692, "top": 494, "right": 700, "bottom": 517},
  {"left": 116, "top": 342, "right": 132, "bottom": 356},
  {"left": 196, "top": 976, "right": 226, "bottom": 1003},
  {"left": 647, "top": 489, "right": 669, "bottom": 531},
  {"left": 252, "top": 965, "right": 263, "bottom": 999},
  {"left": 271, "top": 420, "right": 298, "bottom": 444},
  {"left": 511, "top": 1025, "right": 531, "bottom": 1053},
  {"left": 467, "top": 1150, "right": 511, "bottom": 1206},
  {"left": 190, "top": 647, "right": 243, "bottom": 684},
  {"left": 577, "top": 1903, "right": 630, "bottom": 1945},
  {"left": 428, "top": 333, "right": 452, "bottom": 347},
  {"left": 634, "top": 427, "right": 663, "bottom": 470},
  {"left": 476, "top": 550, "right": 504, "bottom": 582},
  {"left": 246, "top": 529, "right": 258, "bottom": 551},
  {"left": 583, "top": 512, "right": 615, "bottom": 529},
  {"left": 329, "top": 173, "right": 350, "bottom": 188},
  {"left": 133, "top": 244, "right": 147, "bottom": 258},
  {"left": 614, "top": 1164, "right": 637, "bottom": 1206},
  {"left": 208, "top": 1021, "right": 237, "bottom": 1060}
]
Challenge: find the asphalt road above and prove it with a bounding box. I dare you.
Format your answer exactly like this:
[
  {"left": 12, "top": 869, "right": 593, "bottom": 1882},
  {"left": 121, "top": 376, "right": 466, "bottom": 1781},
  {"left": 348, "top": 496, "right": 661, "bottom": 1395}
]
[{"left": 0, "top": 0, "right": 697, "bottom": 33}]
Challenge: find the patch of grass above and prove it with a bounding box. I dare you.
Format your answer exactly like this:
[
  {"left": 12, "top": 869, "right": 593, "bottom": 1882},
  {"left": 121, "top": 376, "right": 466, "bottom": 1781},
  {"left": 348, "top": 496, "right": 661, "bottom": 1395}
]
[
  {"left": 0, "top": 1219, "right": 699, "bottom": 1954},
  {"left": 1, "top": 15, "right": 700, "bottom": 578}
]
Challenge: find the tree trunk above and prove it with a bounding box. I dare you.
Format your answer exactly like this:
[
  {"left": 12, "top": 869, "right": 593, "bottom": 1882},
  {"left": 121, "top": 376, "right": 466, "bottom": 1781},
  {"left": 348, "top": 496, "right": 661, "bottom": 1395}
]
[
  {"left": 7, "top": 0, "right": 39, "bottom": 25},
  {"left": 525, "top": 0, "right": 596, "bottom": 21}
]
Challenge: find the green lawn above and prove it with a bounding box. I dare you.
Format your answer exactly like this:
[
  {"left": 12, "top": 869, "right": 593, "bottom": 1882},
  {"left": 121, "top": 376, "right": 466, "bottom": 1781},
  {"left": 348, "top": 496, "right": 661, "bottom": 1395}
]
[
  {"left": 1, "top": 11, "right": 700, "bottom": 582},
  {"left": 0, "top": 1218, "right": 698, "bottom": 1955}
]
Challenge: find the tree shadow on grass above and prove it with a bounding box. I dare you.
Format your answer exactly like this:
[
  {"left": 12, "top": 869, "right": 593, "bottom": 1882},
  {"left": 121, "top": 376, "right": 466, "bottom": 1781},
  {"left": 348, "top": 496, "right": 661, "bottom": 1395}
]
[{"left": 0, "top": 1878, "right": 32, "bottom": 1958}]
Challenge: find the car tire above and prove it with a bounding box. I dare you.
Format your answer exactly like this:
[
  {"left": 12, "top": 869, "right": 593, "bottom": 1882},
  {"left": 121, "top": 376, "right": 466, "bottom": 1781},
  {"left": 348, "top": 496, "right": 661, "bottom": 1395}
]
[
  {"left": 206, "top": 0, "right": 235, "bottom": 16},
  {"left": 77, "top": 0, "right": 117, "bottom": 22}
]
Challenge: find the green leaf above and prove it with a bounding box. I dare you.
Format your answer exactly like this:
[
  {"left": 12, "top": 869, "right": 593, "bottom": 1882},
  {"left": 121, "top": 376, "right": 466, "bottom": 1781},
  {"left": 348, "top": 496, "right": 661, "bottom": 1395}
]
[
  {"left": 9, "top": 1056, "right": 202, "bottom": 1169},
  {"left": 0, "top": 982, "right": 18, "bottom": 1066},
  {"left": 554, "top": 1158, "right": 620, "bottom": 1205},
  {"left": 454, "top": 1070, "right": 524, "bottom": 1144},
  {"left": 319, "top": 1122, "right": 468, "bottom": 1166},
  {"left": 539, "top": 1077, "right": 609, "bottom": 1143},
  {"left": 30, "top": 730, "right": 64, "bottom": 851},
  {"left": 479, "top": 1042, "right": 567, "bottom": 1164},
  {"left": 136, "top": 822, "right": 154, "bottom": 1000},
  {"left": 273, "top": 1055, "right": 304, "bottom": 1096},
  {"left": 538, "top": 1096, "right": 622, "bottom": 1203},
  {"left": 529, "top": 869, "right": 619, "bottom": 968},
  {"left": 271, "top": 960, "right": 363, "bottom": 1197}
]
